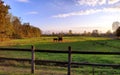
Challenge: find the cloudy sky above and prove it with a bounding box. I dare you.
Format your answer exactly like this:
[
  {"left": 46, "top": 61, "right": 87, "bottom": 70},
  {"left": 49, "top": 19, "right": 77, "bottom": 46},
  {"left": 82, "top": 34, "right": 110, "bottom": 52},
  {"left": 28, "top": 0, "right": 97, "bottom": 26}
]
[{"left": 3, "top": 0, "right": 120, "bottom": 33}]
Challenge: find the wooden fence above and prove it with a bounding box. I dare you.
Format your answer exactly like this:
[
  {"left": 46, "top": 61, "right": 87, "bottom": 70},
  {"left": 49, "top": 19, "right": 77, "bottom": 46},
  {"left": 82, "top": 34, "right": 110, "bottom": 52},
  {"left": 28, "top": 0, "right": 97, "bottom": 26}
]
[{"left": 0, "top": 46, "right": 120, "bottom": 75}]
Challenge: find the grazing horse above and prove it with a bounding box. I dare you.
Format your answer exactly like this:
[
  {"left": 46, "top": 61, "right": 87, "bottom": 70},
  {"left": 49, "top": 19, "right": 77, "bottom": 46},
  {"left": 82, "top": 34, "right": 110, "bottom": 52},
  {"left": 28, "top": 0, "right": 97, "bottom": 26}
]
[
  {"left": 53, "top": 38, "right": 58, "bottom": 42},
  {"left": 58, "top": 37, "right": 63, "bottom": 42},
  {"left": 53, "top": 37, "right": 63, "bottom": 42}
]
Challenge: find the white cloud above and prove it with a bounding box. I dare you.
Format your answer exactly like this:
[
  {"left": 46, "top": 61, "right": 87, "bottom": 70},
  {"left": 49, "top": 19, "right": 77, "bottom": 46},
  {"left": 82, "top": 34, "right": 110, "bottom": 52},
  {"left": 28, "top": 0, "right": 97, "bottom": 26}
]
[
  {"left": 16, "top": 0, "right": 29, "bottom": 3},
  {"left": 53, "top": 9, "right": 101, "bottom": 18},
  {"left": 108, "top": 0, "right": 120, "bottom": 4},
  {"left": 98, "top": 0, "right": 106, "bottom": 5},
  {"left": 75, "top": 0, "right": 119, "bottom": 6},
  {"left": 76, "top": 0, "right": 98, "bottom": 6},
  {"left": 103, "top": 7, "right": 120, "bottom": 12},
  {"left": 27, "top": 11, "right": 39, "bottom": 15},
  {"left": 53, "top": 7, "right": 120, "bottom": 18}
]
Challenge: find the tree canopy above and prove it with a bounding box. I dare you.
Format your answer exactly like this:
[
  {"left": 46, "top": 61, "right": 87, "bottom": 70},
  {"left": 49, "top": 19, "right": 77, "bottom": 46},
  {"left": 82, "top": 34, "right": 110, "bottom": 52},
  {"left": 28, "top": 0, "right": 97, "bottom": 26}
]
[
  {"left": 112, "top": 21, "right": 120, "bottom": 32},
  {"left": 116, "top": 27, "right": 120, "bottom": 38},
  {"left": 0, "top": 1, "right": 42, "bottom": 40}
]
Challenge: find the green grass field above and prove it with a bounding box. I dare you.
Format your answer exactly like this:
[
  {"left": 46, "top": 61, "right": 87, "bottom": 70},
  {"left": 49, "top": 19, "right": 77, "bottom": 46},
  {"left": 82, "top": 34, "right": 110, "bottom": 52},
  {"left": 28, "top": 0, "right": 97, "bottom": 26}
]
[{"left": 0, "top": 36, "right": 120, "bottom": 75}]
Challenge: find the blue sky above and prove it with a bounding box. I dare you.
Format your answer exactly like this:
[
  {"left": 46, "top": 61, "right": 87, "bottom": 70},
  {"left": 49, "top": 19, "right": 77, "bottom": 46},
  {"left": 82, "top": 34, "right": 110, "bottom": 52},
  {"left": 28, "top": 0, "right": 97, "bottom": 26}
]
[{"left": 3, "top": 0, "right": 120, "bottom": 33}]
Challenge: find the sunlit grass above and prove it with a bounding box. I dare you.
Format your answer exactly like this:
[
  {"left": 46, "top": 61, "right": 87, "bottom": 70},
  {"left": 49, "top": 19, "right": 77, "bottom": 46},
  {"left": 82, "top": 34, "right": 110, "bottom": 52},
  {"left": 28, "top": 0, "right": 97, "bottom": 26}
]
[{"left": 0, "top": 36, "right": 120, "bottom": 74}]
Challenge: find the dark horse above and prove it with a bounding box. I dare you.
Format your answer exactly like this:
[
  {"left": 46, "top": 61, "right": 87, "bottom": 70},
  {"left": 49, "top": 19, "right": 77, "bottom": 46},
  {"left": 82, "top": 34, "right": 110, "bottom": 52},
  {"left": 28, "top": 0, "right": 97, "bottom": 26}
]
[
  {"left": 53, "top": 37, "right": 63, "bottom": 42},
  {"left": 58, "top": 37, "right": 63, "bottom": 42},
  {"left": 53, "top": 38, "right": 58, "bottom": 42}
]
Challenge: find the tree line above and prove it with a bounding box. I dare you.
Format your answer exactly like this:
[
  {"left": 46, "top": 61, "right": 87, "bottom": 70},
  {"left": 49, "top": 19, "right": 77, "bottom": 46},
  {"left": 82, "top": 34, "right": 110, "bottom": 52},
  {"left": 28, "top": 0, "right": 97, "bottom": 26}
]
[{"left": 0, "top": 1, "right": 41, "bottom": 41}]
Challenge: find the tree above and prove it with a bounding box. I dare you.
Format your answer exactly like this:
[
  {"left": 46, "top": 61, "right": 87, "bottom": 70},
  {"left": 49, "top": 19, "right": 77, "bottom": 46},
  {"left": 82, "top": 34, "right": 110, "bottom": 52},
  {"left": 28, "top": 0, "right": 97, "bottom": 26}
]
[
  {"left": 22, "top": 23, "right": 41, "bottom": 38},
  {"left": 0, "top": 0, "right": 42, "bottom": 40},
  {"left": 0, "top": 0, "right": 11, "bottom": 40},
  {"left": 68, "top": 30, "right": 72, "bottom": 35},
  {"left": 116, "top": 27, "right": 120, "bottom": 38},
  {"left": 112, "top": 21, "right": 120, "bottom": 32},
  {"left": 12, "top": 16, "right": 22, "bottom": 38},
  {"left": 106, "top": 30, "right": 111, "bottom": 34},
  {"left": 4, "top": 14, "right": 14, "bottom": 38},
  {"left": 83, "top": 31, "right": 87, "bottom": 36},
  {"left": 87, "top": 32, "right": 91, "bottom": 36},
  {"left": 92, "top": 29, "right": 99, "bottom": 36},
  {"left": 106, "top": 30, "right": 112, "bottom": 37}
]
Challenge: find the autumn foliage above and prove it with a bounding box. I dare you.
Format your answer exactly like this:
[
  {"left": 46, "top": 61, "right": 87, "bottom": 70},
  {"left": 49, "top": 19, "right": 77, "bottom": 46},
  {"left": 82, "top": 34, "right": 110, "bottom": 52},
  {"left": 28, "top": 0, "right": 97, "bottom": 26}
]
[{"left": 0, "top": 1, "right": 41, "bottom": 40}]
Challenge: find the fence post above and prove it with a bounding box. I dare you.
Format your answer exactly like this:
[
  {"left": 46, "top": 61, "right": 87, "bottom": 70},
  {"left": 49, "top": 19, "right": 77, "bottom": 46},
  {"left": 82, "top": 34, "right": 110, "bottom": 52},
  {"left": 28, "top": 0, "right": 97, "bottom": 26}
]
[
  {"left": 31, "top": 45, "right": 35, "bottom": 74},
  {"left": 68, "top": 46, "right": 71, "bottom": 75}
]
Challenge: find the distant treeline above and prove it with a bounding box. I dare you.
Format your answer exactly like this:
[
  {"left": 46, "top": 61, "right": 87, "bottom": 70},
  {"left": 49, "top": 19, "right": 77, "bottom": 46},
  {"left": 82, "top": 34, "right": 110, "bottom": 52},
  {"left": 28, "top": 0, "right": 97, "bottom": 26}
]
[
  {"left": 0, "top": 1, "right": 41, "bottom": 40},
  {"left": 42, "top": 29, "right": 113, "bottom": 37}
]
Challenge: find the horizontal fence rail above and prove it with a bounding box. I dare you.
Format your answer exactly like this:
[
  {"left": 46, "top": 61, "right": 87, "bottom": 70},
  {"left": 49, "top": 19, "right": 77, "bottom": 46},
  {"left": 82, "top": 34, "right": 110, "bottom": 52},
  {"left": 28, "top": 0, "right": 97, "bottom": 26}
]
[
  {"left": 0, "top": 48, "right": 120, "bottom": 55},
  {"left": 0, "top": 46, "right": 120, "bottom": 75},
  {"left": 1, "top": 57, "right": 120, "bottom": 67},
  {"left": 0, "top": 57, "right": 31, "bottom": 61},
  {"left": 0, "top": 48, "right": 31, "bottom": 52}
]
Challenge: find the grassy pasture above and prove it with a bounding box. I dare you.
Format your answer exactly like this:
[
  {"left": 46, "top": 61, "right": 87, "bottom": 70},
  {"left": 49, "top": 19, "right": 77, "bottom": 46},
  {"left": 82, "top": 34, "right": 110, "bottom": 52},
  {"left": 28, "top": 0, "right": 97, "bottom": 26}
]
[{"left": 0, "top": 36, "right": 120, "bottom": 75}]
